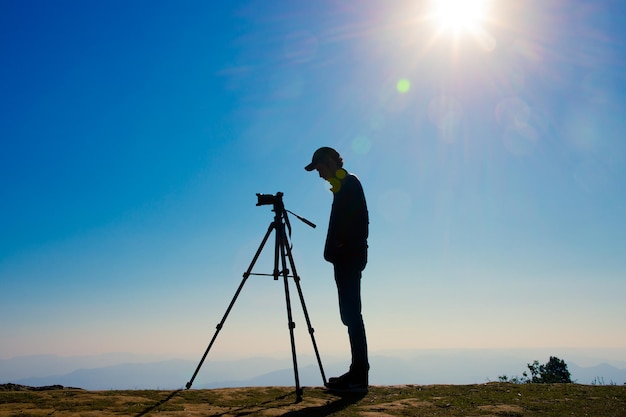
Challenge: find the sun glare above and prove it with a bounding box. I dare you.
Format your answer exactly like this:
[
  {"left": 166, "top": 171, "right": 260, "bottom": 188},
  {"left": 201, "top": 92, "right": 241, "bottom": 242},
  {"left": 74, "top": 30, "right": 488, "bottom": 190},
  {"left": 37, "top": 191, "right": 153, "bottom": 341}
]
[{"left": 431, "top": 0, "right": 489, "bottom": 34}]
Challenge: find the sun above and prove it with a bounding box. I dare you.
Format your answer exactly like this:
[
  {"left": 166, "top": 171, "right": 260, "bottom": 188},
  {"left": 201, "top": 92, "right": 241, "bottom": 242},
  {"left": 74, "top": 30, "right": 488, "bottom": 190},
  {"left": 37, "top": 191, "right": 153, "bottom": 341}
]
[{"left": 430, "top": 0, "right": 489, "bottom": 34}]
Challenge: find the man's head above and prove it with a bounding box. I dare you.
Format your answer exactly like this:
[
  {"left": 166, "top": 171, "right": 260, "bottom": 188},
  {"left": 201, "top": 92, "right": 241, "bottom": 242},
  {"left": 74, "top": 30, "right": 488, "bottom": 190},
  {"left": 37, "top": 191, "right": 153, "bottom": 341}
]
[{"left": 305, "top": 147, "right": 344, "bottom": 180}]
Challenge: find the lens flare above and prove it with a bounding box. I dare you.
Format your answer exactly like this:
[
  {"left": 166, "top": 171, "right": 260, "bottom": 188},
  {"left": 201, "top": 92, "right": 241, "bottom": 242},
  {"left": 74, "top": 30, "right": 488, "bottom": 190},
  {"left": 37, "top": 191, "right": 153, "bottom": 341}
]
[{"left": 397, "top": 79, "right": 411, "bottom": 93}]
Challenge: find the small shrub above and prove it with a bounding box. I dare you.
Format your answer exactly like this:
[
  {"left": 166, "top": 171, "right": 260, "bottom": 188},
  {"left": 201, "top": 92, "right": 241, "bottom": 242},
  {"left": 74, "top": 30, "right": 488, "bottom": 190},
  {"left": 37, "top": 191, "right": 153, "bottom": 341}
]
[
  {"left": 529, "top": 356, "right": 572, "bottom": 383},
  {"left": 499, "top": 356, "right": 572, "bottom": 384}
]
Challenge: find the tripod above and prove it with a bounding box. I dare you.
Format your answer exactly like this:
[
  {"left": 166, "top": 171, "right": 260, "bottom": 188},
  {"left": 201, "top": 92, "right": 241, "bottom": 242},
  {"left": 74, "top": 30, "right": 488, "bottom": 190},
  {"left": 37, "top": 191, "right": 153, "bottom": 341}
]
[{"left": 185, "top": 192, "right": 327, "bottom": 401}]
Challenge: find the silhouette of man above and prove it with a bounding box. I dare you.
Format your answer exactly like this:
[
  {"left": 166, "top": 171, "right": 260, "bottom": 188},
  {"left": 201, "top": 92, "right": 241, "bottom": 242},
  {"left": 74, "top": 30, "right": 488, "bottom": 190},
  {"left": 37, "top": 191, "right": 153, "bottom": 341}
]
[{"left": 305, "top": 147, "right": 369, "bottom": 393}]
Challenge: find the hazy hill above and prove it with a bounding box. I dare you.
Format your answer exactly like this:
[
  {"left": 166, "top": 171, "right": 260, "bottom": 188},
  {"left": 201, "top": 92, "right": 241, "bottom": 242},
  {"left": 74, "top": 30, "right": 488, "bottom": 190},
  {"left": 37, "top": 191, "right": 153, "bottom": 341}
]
[{"left": 2, "top": 350, "right": 625, "bottom": 390}]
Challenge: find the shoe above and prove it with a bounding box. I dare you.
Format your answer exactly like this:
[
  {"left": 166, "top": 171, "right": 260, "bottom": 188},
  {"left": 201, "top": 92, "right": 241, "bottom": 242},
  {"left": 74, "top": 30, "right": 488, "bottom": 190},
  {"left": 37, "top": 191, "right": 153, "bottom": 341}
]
[
  {"left": 327, "top": 371, "right": 351, "bottom": 385},
  {"left": 326, "top": 380, "right": 368, "bottom": 394},
  {"left": 326, "top": 372, "right": 368, "bottom": 394}
]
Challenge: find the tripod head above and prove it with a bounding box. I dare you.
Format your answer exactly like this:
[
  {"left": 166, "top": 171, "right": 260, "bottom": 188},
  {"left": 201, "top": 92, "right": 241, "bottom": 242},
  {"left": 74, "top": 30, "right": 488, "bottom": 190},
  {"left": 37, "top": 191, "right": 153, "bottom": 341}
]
[{"left": 256, "top": 192, "right": 316, "bottom": 228}]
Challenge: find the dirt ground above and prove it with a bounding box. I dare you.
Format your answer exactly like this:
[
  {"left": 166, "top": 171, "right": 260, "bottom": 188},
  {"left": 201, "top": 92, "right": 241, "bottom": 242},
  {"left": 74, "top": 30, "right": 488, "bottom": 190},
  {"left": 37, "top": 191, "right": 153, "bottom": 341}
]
[{"left": 1, "top": 383, "right": 625, "bottom": 416}]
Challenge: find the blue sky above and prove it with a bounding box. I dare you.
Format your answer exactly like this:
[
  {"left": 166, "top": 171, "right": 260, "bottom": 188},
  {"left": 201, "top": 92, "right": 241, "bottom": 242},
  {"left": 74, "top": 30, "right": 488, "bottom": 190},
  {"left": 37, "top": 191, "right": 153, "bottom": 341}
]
[{"left": 1, "top": 0, "right": 625, "bottom": 362}]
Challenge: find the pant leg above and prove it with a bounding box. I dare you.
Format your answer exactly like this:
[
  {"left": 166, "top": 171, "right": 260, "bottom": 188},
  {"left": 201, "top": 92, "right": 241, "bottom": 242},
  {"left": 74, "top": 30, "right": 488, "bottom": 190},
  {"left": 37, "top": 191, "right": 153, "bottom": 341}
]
[{"left": 334, "top": 262, "right": 369, "bottom": 376}]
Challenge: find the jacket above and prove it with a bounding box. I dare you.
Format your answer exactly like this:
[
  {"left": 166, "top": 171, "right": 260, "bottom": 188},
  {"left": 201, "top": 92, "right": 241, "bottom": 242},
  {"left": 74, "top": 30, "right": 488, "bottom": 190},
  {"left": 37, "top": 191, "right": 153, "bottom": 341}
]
[{"left": 324, "top": 172, "right": 369, "bottom": 268}]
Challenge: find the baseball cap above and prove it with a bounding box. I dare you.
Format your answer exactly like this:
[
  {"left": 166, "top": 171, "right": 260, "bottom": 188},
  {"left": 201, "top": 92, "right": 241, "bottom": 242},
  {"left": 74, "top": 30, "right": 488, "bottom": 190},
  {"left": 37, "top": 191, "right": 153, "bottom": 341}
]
[{"left": 304, "top": 147, "right": 341, "bottom": 171}]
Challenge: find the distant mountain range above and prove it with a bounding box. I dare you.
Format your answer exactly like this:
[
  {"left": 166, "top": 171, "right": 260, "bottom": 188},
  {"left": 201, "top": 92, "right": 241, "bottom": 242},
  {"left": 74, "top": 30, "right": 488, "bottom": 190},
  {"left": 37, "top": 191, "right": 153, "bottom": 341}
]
[{"left": 1, "top": 350, "right": 625, "bottom": 390}]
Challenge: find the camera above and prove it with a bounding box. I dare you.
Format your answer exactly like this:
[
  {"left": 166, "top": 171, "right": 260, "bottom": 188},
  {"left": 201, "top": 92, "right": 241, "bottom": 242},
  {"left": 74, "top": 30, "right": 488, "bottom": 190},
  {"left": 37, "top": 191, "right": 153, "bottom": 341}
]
[{"left": 256, "top": 192, "right": 284, "bottom": 206}]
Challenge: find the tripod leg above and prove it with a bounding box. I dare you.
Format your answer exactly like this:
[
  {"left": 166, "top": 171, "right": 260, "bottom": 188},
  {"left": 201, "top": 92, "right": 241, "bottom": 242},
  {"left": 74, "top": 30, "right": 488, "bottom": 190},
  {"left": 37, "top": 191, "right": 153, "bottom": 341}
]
[
  {"left": 276, "top": 223, "right": 302, "bottom": 401},
  {"left": 282, "top": 228, "right": 328, "bottom": 386},
  {"left": 185, "top": 222, "right": 276, "bottom": 389},
  {"left": 185, "top": 275, "right": 247, "bottom": 389}
]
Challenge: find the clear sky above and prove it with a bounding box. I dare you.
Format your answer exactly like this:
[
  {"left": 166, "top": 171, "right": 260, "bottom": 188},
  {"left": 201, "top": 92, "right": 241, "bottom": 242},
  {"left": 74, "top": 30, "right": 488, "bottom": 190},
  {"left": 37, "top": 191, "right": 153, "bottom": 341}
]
[{"left": 1, "top": 0, "right": 625, "bottom": 362}]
